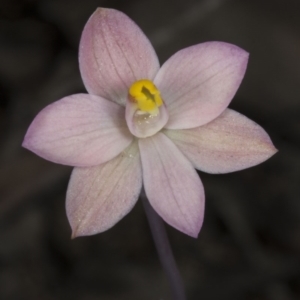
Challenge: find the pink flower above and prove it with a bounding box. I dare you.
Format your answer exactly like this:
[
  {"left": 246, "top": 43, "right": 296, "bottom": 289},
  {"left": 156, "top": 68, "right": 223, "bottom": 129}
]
[{"left": 22, "top": 8, "right": 277, "bottom": 238}]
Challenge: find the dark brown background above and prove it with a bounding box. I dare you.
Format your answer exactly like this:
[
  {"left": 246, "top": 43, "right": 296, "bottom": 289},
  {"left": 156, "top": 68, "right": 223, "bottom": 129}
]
[{"left": 0, "top": 0, "right": 299, "bottom": 299}]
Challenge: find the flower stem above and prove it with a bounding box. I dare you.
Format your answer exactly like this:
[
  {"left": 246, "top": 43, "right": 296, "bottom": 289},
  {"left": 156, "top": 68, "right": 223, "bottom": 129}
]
[{"left": 141, "top": 192, "right": 187, "bottom": 300}]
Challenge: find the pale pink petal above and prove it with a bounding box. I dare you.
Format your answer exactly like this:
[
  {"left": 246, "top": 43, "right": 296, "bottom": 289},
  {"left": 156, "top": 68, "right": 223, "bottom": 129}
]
[
  {"left": 139, "top": 133, "right": 205, "bottom": 238},
  {"left": 66, "top": 141, "right": 142, "bottom": 237},
  {"left": 79, "top": 8, "right": 160, "bottom": 106},
  {"left": 164, "top": 109, "right": 277, "bottom": 174},
  {"left": 23, "top": 94, "right": 133, "bottom": 167},
  {"left": 154, "top": 42, "right": 248, "bottom": 129}
]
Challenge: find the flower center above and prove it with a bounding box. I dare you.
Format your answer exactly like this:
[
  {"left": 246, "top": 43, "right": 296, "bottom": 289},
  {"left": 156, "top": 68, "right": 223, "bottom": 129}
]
[
  {"left": 129, "top": 80, "right": 163, "bottom": 115},
  {"left": 125, "top": 79, "right": 168, "bottom": 138}
]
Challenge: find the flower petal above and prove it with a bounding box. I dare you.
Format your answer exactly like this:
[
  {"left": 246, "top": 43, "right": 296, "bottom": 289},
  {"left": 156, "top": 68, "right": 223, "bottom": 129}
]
[
  {"left": 66, "top": 141, "right": 142, "bottom": 237},
  {"left": 23, "top": 94, "right": 133, "bottom": 167},
  {"left": 139, "top": 133, "right": 205, "bottom": 238},
  {"left": 154, "top": 42, "right": 249, "bottom": 129},
  {"left": 164, "top": 109, "right": 277, "bottom": 174},
  {"left": 79, "top": 8, "right": 160, "bottom": 106}
]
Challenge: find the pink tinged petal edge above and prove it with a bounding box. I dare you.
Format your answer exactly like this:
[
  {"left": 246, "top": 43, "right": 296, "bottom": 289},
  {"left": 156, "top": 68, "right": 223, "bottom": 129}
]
[
  {"left": 22, "top": 94, "right": 133, "bottom": 167},
  {"left": 164, "top": 109, "right": 278, "bottom": 174},
  {"left": 66, "top": 141, "right": 142, "bottom": 237},
  {"left": 154, "top": 41, "right": 249, "bottom": 129},
  {"left": 139, "top": 133, "right": 205, "bottom": 238},
  {"left": 79, "top": 8, "right": 160, "bottom": 106}
]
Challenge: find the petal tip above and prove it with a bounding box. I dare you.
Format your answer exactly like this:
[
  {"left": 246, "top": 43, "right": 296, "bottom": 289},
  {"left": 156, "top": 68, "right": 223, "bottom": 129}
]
[
  {"left": 21, "top": 137, "right": 29, "bottom": 149},
  {"left": 217, "top": 41, "right": 249, "bottom": 76},
  {"left": 70, "top": 223, "right": 93, "bottom": 239},
  {"left": 187, "top": 229, "right": 200, "bottom": 239},
  {"left": 267, "top": 143, "right": 278, "bottom": 158},
  {"left": 22, "top": 130, "right": 37, "bottom": 154},
  {"left": 71, "top": 231, "right": 78, "bottom": 239},
  {"left": 175, "top": 221, "right": 202, "bottom": 238},
  {"left": 93, "top": 7, "right": 113, "bottom": 19},
  {"left": 187, "top": 219, "right": 203, "bottom": 238},
  {"left": 260, "top": 136, "right": 278, "bottom": 159},
  {"left": 71, "top": 226, "right": 87, "bottom": 239}
]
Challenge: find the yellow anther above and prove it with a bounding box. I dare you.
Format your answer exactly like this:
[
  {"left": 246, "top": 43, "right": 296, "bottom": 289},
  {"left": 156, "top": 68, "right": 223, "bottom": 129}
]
[{"left": 129, "top": 80, "right": 163, "bottom": 114}]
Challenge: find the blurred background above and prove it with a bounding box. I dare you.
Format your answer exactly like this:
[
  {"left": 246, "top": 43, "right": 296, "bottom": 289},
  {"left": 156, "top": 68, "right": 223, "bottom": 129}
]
[{"left": 0, "top": 0, "right": 299, "bottom": 299}]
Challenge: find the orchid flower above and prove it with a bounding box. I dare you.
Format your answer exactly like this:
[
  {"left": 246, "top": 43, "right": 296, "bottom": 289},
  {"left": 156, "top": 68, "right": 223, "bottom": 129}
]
[{"left": 22, "top": 8, "right": 277, "bottom": 238}]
